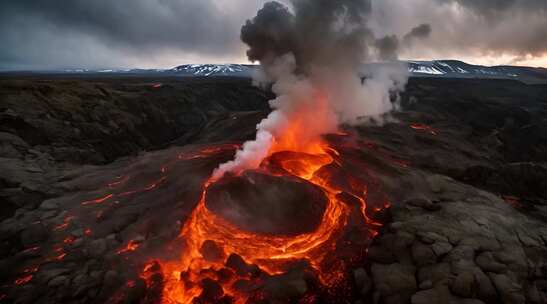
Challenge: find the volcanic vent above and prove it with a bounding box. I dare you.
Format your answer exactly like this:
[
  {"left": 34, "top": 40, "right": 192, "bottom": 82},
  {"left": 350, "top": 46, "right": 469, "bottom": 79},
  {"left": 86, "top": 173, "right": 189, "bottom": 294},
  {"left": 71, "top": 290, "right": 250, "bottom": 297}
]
[
  {"left": 138, "top": 135, "right": 394, "bottom": 304},
  {"left": 205, "top": 170, "right": 328, "bottom": 236},
  {"left": 137, "top": 0, "right": 409, "bottom": 303}
]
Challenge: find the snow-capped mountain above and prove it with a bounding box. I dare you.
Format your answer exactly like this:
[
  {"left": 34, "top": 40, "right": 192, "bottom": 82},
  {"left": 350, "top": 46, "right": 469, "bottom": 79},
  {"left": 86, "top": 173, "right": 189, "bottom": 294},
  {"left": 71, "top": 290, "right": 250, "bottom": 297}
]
[
  {"left": 401, "top": 60, "right": 546, "bottom": 83},
  {"left": 170, "top": 62, "right": 547, "bottom": 82},
  {"left": 407, "top": 60, "right": 515, "bottom": 77},
  {"left": 15, "top": 61, "right": 547, "bottom": 83},
  {"left": 170, "top": 64, "right": 254, "bottom": 77}
]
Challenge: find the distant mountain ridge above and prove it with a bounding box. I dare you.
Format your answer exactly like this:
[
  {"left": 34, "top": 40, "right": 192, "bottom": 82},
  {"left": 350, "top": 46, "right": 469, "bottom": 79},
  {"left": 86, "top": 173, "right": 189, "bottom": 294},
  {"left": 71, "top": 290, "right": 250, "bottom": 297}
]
[
  {"left": 406, "top": 60, "right": 547, "bottom": 82},
  {"left": 170, "top": 64, "right": 254, "bottom": 77},
  {"left": 7, "top": 61, "right": 547, "bottom": 83}
]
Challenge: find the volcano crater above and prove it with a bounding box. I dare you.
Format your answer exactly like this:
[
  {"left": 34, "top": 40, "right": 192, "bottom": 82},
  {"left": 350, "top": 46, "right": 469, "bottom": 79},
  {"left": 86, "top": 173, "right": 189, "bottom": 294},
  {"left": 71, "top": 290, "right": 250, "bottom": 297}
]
[{"left": 205, "top": 171, "right": 328, "bottom": 236}]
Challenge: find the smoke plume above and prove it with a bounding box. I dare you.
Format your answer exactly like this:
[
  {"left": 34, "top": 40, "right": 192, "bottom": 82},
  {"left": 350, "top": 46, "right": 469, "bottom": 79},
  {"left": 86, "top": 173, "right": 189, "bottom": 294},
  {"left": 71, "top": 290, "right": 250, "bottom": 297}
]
[
  {"left": 213, "top": 0, "right": 409, "bottom": 180},
  {"left": 403, "top": 24, "right": 432, "bottom": 45}
]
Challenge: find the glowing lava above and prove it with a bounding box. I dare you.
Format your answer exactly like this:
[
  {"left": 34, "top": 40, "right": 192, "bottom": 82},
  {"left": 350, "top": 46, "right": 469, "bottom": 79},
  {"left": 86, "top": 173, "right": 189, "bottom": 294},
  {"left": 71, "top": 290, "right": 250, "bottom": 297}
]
[
  {"left": 145, "top": 125, "right": 381, "bottom": 304},
  {"left": 135, "top": 92, "right": 385, "bottom": 303},
  {"left": 117, "top": 240, "right": 141, "bottom": 255},
  {"left": 410, "top": 123, "right": 438, "bottom": 135},
  {"left": 155, "top": 147, "right": 348, "bottom": 303}
]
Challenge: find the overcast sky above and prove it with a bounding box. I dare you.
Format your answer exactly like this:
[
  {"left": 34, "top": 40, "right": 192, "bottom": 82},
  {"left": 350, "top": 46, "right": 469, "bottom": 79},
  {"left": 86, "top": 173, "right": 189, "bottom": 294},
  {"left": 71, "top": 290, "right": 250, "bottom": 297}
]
[{"left": 1, "top": 0, "right": 546, "bottom": 70}]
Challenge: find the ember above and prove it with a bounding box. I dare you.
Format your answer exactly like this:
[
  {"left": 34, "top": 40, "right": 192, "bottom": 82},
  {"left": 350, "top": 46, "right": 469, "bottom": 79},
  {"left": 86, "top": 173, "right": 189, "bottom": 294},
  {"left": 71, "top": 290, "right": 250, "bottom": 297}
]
[
  {"left": 81, "top": 194, "right": 113, "bottom": 206},
  {"left": 503, "top": 195, "right": 523, "bottom": 208},
  {"left": 23, "top": 267, "right": 39, "bottom": 274},
  {"left": 14, "top": 275, "right": 33, "bottom": 285},
  {"left": 55, "top": 252, "right": 67, "bottom": 261},
  {"left": 53, "top": 216, "right": 75, "bottom": 231},
  {"left": 108, "top": 176, "right": 129, "bottom": 188},
  {"left": 410, "top": 123, "right": 438, "bottom": 135},
  {"left": 63, "top": 236, "right": 76, "bottom": 245},
  {"left": 117, "top": 240, "right": 141, "bottom": 255},
  {"left": 21, "top": 246, "right": 40, "bottom": 254}
]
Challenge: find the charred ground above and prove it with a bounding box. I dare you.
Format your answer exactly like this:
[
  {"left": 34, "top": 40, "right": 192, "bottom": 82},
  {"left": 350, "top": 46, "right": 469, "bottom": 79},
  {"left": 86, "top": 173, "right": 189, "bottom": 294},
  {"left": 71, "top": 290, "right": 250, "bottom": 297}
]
[{"left": 1, "top": 76, "right": 546, "bottom": 303}]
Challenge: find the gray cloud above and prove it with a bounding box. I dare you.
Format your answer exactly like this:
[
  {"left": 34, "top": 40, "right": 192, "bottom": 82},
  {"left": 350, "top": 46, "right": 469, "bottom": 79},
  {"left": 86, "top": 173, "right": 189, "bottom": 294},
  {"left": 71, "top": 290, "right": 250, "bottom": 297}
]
[
  {"left": 1, "top": 0, "right": 546, "bottom": 70},
  {"left": 370, "top": 0, "right": 547, "bottom": 65},
  {"left": 438, "top": 0, "right": 547, "bottom": 16},
  {"left": 241, "top": 0, "right": 382, "bottom": 72},
  {"left": 403, "top": 24, "right": 432, "bottom": 45},
  {"left": 0, "top": 0, "right": 272, "bottom": 69},
  {"left": 375, "top": 35, "right": 399, "bottom": 61}
]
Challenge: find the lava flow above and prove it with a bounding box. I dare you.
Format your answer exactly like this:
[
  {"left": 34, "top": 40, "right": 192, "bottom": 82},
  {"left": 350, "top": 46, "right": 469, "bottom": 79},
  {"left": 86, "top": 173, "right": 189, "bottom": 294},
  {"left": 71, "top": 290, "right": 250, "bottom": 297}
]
[{"left": 140, "top": 119, "right": 387, "bottom": 303}]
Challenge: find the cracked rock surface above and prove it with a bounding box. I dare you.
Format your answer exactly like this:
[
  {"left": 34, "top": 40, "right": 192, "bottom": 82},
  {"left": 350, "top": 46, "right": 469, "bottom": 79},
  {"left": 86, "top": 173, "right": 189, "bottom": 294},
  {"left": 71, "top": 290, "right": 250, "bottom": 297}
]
[{"left": 1, "top": 76, "right": 547, "bottom": 303}]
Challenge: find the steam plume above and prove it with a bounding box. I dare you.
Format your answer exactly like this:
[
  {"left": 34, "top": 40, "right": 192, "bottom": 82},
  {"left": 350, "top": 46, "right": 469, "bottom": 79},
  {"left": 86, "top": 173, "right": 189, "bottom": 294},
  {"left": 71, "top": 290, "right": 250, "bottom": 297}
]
[{"left": 213, "top": 0, "right": 408, "bottom": 180}]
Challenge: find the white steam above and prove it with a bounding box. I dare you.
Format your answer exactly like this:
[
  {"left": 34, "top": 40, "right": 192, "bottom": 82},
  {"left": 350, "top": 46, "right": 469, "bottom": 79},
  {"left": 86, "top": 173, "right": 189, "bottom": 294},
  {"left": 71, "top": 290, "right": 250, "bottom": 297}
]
[{"left": 212, "top": 54, "right": 408, "bottom": 180}]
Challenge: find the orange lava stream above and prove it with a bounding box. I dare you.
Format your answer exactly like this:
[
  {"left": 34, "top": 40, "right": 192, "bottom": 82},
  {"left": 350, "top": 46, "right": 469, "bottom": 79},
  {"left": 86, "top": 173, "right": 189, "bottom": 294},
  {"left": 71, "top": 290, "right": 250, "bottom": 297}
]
[
  {"left": 156, "top": 141, "right": 354, "bottom": 304},
  {"left": 117, "top": 240, "right": 141, "bottom": 255},
  {"left": 410, "top": 123, "right": 438, "bottom": 135},
  {"left": 152, "top": 95, "right": 365, "bottom": 303}
]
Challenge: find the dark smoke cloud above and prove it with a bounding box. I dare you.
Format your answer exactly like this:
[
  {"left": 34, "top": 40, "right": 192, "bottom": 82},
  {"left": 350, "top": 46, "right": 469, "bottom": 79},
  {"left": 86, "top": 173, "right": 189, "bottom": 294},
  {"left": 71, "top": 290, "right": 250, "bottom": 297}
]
[
  {"left": 375, "top": 36, "right": 400, "bottom": 61},
  {"left": 241, "top": 0, "right": 389, "bottom": 74},
  {"left": 240, "top": 2, "right": 297, "bottom": 64},
  {"left": 214, "top": 0, "right": 410, "bottom": 178},
  {"left": 403, "top": 24, "right": 432, "bottom": 45}
]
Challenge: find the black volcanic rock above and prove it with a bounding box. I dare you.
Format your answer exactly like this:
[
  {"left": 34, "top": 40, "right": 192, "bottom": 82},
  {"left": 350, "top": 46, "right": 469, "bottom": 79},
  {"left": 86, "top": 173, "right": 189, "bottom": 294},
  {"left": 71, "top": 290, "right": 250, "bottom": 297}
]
[
  {"left": 1, "top": 76, "right": 547, "bottom": 304},
  {"left": 0, "top": 77, "right": 272, "bottom": 165},
  {"left": 205, "top": 171, "right": 328, "bottom": 236}
]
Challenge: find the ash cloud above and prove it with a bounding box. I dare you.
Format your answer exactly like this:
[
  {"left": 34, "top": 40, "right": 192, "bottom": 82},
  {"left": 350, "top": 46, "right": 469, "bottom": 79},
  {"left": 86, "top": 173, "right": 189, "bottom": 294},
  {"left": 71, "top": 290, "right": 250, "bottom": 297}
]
[
  {"left": 240, "top": 0, "right": 403, "bottom": 72},
  {"left": 403, "top": 24, "right": 432, "bottom": 45},
  {"left": 375, "top": 36, "right": 400, "bottom": 61},
  {"left": 214, "top": 0, "right": 409, "bottom": 179}
]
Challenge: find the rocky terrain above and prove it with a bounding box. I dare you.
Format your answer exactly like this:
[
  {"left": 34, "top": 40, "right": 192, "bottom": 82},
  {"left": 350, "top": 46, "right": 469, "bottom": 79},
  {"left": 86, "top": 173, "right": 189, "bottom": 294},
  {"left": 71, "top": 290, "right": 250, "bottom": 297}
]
[{"left": 0, "top": 76, "right": 546, "bottom": 303}]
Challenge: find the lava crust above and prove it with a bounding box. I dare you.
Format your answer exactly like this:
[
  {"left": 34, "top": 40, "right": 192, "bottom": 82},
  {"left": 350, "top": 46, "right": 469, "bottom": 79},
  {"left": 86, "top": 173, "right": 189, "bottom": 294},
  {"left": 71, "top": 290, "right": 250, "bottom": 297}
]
[{"left": 205, "top": 171, "right": 328, "bottom": 236}]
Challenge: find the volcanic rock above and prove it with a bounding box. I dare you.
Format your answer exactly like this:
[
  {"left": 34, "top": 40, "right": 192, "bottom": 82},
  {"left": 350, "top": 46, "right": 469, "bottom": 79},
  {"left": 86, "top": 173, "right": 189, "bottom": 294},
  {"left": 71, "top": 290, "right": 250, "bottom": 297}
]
[
  {"left": 88, "top": 239, "right": 107, "bottom": 258},
  {"left": 450, "top": 272, "right": 475, "bottom": 298},
  {"left": 197, "top": 278, "right": 224, "bottom": 302},
  {"left": 475, "top": 252, "right": 507, "bottom": 273},
  {"left": 225, "top": 254, "right": 259, "bottom": 277},
  {"left": 371, "top": 263, "right": 417, "bottom": 304},
  {"left": 199, "top": 240, "right": 226, "bottom": 263},
  {"left": 205, "top": 171, "right": 328, "bottom": 236},
  {"left": 489, "top": 274, "right": 526, "bottom": 304},
  {"left": 48, "top": 276, "right": 68, "bottom": 288},
  {"left": 406, "top": 197, "right": 441, "bottom": 211},
  {"left": 411, "top": 242, "right": 437, "bottom": 266},
  {"left": 262, "top": 267, "right": 309, "bottom": 301},
  {"left": 20, "top": 223, "right": 48, "bottom": 246},
  {"left": 354, "top": 268, "right": 373, "bottom": 296},
  {"left": 2, "top": 77, "right": 547, "bottom": 304}
]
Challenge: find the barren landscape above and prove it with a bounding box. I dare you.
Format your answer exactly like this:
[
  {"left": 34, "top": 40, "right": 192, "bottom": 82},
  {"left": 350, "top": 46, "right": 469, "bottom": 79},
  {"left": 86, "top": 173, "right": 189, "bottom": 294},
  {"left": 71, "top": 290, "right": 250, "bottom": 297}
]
[{"left": 1, "top": 75, "right": 546, "bottom": 303}]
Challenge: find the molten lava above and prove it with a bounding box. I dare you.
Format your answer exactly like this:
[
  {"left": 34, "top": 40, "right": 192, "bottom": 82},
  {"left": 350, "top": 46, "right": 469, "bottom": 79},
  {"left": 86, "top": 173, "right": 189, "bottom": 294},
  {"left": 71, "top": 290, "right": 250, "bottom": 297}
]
[
  {"left": 141, "top": 116, "right": 384, "bottom": 303},
  {"left": 14, "top": 275, "right": 33, "bottom": 286},
  {"left": 117, "top": 240, "right": 141, "bottom": 255},
  {"left": 118, "top": 89, "right": 391, "bottom": 303},
  {"left": 155, "top": 150, "right": 343, "bottom": 302},
  {"left": 410, "top": 123, "right": 438, "bottom": 135}
]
